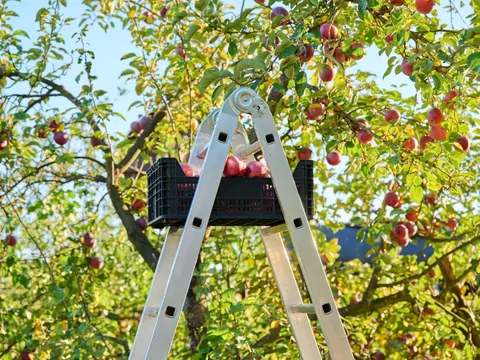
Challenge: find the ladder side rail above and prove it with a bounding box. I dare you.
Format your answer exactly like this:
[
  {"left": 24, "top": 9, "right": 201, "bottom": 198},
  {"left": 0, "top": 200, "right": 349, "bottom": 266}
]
[
  {"left": 260, "top": 229, "right": 323, "bottom": 360},
  {"left": 129, "top": 229, "right": 183, "bottom": 360},
  {"left": 234, "top": 88, "right": 353, "bottom": 360},
  {"left": 144, "top": 100, "right": 240, "bottom": 359}
]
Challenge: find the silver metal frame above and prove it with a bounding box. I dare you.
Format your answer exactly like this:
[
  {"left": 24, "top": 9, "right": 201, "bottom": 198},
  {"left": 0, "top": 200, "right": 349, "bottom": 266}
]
[{"left": 129, "top": 88, "right": 353, "bottom": 360}]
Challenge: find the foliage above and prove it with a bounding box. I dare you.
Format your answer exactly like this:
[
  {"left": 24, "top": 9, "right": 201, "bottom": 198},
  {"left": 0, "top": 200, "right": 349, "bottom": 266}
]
[{"left": 1, "top": 0, "right": 480, "bottom": 359}]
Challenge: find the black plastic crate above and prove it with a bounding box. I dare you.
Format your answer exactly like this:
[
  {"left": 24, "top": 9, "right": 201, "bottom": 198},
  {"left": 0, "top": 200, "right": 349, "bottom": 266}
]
[{"left": 147, "top": 158, "right": 314, "bottom": 229}]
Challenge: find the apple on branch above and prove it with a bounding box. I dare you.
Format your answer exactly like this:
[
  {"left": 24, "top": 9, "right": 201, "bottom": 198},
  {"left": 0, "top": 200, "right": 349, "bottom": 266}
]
[{"left": 270, "top": 7, "right": 289, "bottom": 26}]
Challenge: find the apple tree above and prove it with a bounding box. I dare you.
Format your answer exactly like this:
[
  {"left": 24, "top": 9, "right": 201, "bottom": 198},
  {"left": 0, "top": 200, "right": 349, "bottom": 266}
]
[{"left": 1, "top": 0, "right": 480, "bottom": 359}]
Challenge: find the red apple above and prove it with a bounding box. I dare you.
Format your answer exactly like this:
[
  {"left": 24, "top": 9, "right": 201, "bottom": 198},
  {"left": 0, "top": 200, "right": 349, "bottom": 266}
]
[
  {"left": 130, "top": 121, "right": 141, "bottom": 134},
  {"left": 455, "top": 136, "right": 470, "bottom": 151},
  {"left": 372, "top": 351, "right": 386, "bottom": 360},
  {"left": 405, "top": 221, "right": 418, "bottom": 236},
  {"left": 48, "top": 120, "right": 60, "bottom": 132},
  {"left": 297, "top": 43, "right": 314, "bottom": 62},
  {"left": 419, "top": 135, "right": 434, "bottom": 150},
  {"left": 416, "top": 0, "right": 435, "bottom": 14},
  {"left": 0, "top": 134, "right": 8, "bottom": 150},
  {"left": 332, "top": 48, "right": 346, "bottom": 63},
  {"left": 425, "top": 193, "right": 436, "bottom": 205},
  {"left": 384, "top": 109, "right": 401, "bottom": 123},
  {"left": 358, "top": 130, "right": 373, "bottom": 144},
  {"left": 90, "top": 137, "right": 101, "bottom": 147},
  {"left": 306, "top": 102, "right": 325, "bottom": 120},
  {"left": 349, "top": 42, "right": 365, "bottom": 60},
  {"left": 255, "top": 0, "right": 266, "bottom": 3},
  {"left": 320, "top": 23, "right": 338, "bottom": 40},
  {"left": 401, "top": 58, "right": 414, "bottom": 76},
  {"left": 445, "top": 340, "right": 455, "bottom": 349},
  {"left": 427, "top": 108, "right": 444, "bottom": 126},
  {"left": 136, "top": 217, "right": 148, "bottom": 230},
  {"left": 139, "top": 116, "right": 151, "bottom": 129},
  {"left": 444, "top": 90, "right": 457, "bottom": 103},
  {"left": 83, "top": 232, "right": 96, "bottom": 248},
  {"left": 428, "top": 269, "right": 435, "bottom": 278},
  {"left": 270, "top": 7, "right": 289, "bottom": 26},
  {"left": 245, "top": 161, "right": 269, "bottom": 178},
  {"left": 392, "top": 224, "right": 409, "bottom": 245},
  {"left": 406, "top": 210, "right": 419, "bottom": 222},
  {"left": 175, "top": 44, "right": 186, "bottom": 58},
  {"left": 20, "top": 351, "right": 33, "bottom": 360},
  {"left": 403, "top": 137, "right": 418, "bottom": 151},
  {"left": 36, "top": 126, "right": 47, "bottom": 139},
  {"left": 319, "top": 65, "right": 336, "bottom": 81},
  {"left": 384, "top": 192, "right": 400, "bottom": 208},
  {"left": 89, "top": 256, "right": 104, "bottom": 269},
  {"left": 429, "top": 126, "right": 447, "bottom": 141},
  {"left": 297, "top": 148, "right": 312, "bottom": 160},
  {"left": 180, "top": 163, "right": 194, "bottom": 177},
  {"left": 54, "top": 131, "right": 69, "bottom": 146},
  {"left": 446, "top": 218, "right": 458, "bottom": 231},
  {"left": 160, "top": 7, "right": 168, "bottom": 18},
  {"left": 385, "top": 33, "right": 394, "bottom": 43},
  {"left": 5, "top": 234, "right": 17, "bottom": 247},
  {"left": 326, "top": 151, "right": 342, "bottom": 166},
  {"left": 131, "top": 199, "right": 147, "bottom": 211},
  {"left": 224, "top": 156, "right": 247, "bottom": 177}
]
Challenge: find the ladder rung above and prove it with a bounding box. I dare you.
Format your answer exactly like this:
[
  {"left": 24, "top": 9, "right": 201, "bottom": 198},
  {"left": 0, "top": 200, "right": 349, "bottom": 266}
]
[
  {"left": 291, "top": 304, "right": 315, "bottom": 314},
  {"left": 261, "top": 223, "right": 288, "bottom": 236},
  {"left": 236, "top": 141, "right": 261, "bottom": 159},
  {"left": 145, "top": 306, "right": 159, "bottom": 317}
]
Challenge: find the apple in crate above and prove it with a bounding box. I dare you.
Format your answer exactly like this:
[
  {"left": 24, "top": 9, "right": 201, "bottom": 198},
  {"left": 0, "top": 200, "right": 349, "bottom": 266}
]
[
  {"left": 224, "top": 156, "right": 247, "bottom": 177},
  {"left": 180, "top": 163, "right": 194, "bottom": 177},
  {"left": 245, "top": 161, "right": 269, "bottom": 178}
]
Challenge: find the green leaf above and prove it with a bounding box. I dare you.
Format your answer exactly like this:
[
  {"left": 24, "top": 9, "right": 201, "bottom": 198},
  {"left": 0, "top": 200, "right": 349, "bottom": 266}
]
[
  {"left": 60, "top": 0, "right": 67, "bottom": 5},
  {"left": 410, "top": 185, "right": 423, "bottom": 203},
  {"left": 12, "top": 29, "right": 30, "bottom": 38},
  {"left": 119, "top": 69, "right": 135, "bottom": 78},
  {"left": 277, "top": 44, "right": 297, "bottom": 60},
  {"left": 233, "top": 58, "right": 266, "bottom": 77},
  {"left": 14, "top": 112, "right": 28, "bottom": 120},
  {"left": 185, "top": 24, "right": 200, "bottom": 42},
  {"left": 295, "top": 71, "right": 307, "bottom": 97},
  {"left": 53, "top": 287, "right": 65, "bottom": 304},
  {"left": 35, "top": 8, "right": 49, "bottom": 23},
  {"left": 198, "top": 67, "right": 232, "bottom": 94},
  {"left": 358, "top": 0, "right": 367, "bottom": 19},
  {"left": 467, "top": 52, "right": 480, "bottom": 72},
  {"left": 195, "top": 0, "right": 209, "bottom": 11},
  {"left": 228, "top": 42, "right": 238, "bottom": 57},
  {"left": 432, "top": 73, "right": 441, "bottom": 90},
  {"left": 120, "top": 52, "right": 136, "bottom": 60}
]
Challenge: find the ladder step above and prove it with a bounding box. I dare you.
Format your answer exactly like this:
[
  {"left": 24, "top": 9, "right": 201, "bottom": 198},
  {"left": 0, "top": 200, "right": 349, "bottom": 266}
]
[
  {"left": 236, "top": 140, "right": 261, "bottom": 158},
  {"left": 291, "top": 304, "right": 315, "bottom": 314},
  {"left": 261, "top": 223, "right": 288, "bottom": 236}
]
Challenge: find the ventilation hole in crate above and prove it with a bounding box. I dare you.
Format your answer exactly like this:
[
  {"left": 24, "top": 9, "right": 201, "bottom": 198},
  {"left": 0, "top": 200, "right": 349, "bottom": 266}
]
[
  {"left": 192, "top": 217, "right": 203, "bottom": 228},
  {"left": 165, "top": 306, "right": 176, "bottom": 317},
  {"left": 322, "top": 303, "right": 332, "bottom": 314},
  {"left": 218, "top": 132, "right": 228, "bottom": 143},
  {"left": 293, "top": 218, "right": 303, "bottom": 228},
  {"left": 265, "top": 133, "right": 275, "bottom": 144}
]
